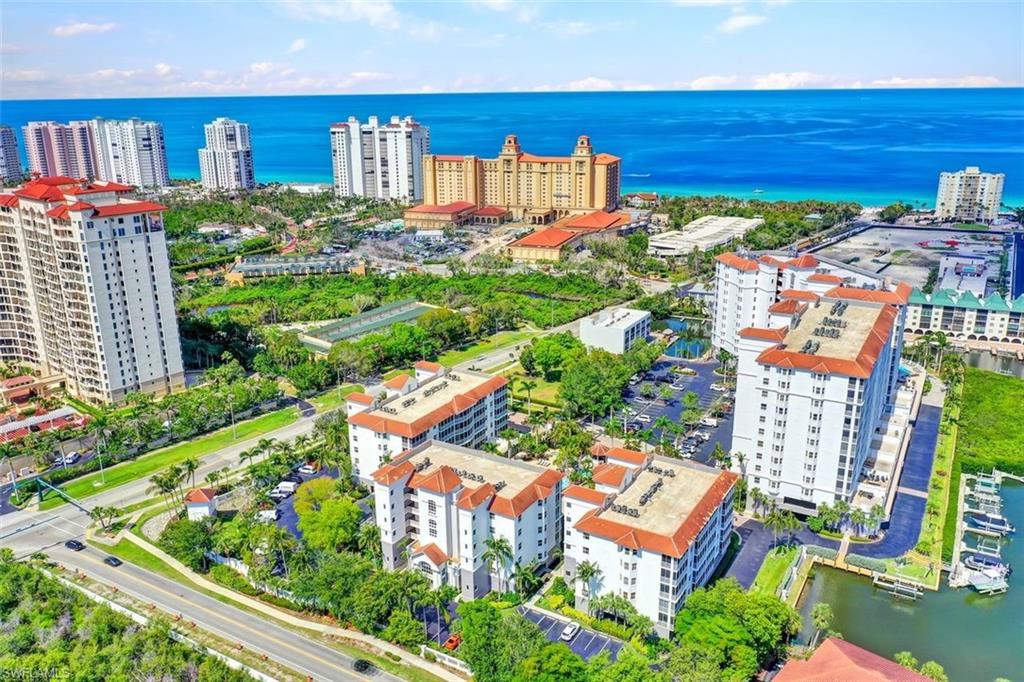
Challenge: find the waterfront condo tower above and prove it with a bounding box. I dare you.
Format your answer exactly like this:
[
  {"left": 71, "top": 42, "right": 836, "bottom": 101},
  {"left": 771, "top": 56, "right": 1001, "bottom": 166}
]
[
  {"left": 330, "top": 115, "right": 430, "bottom": 202},
  {"left": 0, "top": 177, "right": 185, "bottom": 404},
  {"left": 198, "top": 117, "right": 256, "bottom": 191},
  {"left": 935, "top": 166, "right": 1005, "bottom": 223},
  {"left": 0, "top": 125, "right": 22, "bottom": 184}
]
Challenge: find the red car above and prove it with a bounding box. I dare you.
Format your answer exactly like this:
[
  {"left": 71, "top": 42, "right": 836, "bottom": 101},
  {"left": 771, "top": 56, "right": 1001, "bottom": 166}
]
[{"left": 443, "top": 634, "right": 462, "bottom": 651}]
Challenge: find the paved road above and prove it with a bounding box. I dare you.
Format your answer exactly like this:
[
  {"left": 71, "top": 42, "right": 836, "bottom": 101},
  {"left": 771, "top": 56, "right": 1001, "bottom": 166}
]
[
  {"left": 47, "top": 544, "right": 380, "bottom": 682},
  {"left": 725, "top": 518, "right": 840, "bottom": 588}
]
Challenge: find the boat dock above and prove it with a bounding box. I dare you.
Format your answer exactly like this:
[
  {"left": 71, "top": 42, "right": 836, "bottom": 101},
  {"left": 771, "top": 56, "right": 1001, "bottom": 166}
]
[
  {"left": 873, "top": 574, "right": 925, "bottom": 600},
  {"left": 949, "top": 470, "right": 1015, "bottom": 594}
]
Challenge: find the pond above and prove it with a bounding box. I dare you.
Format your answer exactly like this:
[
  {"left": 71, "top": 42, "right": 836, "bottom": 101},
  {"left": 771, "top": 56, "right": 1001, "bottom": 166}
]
[
  {"left": 796, "top": 481, "right": 1023, "bottom": 682},
  {"left": 662, "top": 318, "right": 710, "bottom": 359},
  {"left": 963, "top": 348, "right": 1024, "bottom": 379}
]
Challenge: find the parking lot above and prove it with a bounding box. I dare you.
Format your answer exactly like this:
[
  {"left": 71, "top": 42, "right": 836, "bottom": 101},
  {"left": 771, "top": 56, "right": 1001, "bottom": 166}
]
[
  {"left": 615, "top": 359, "right": 735, "bottom": 466},
  {"left": 517, "top": 606, "right": 623, "bottom": 661},
  {"left": 273, "top": 466, "right": 373, "bottom": 540}
]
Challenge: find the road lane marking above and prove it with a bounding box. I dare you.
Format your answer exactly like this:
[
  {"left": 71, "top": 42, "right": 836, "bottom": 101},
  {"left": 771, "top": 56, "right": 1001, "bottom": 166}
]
[{"left": 69, "top": 551, "right": 371, "bottom": 682}]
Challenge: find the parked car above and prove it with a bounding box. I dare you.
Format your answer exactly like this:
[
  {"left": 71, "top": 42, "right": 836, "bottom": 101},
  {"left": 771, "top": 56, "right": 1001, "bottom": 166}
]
[
  {"left": 103, "top": 556, "right": 123, "bottom": 567},
  {"left": 696, "top": 431, "right": 711, "bottom": 442},
  {"left": 64, "top": 540, "right": 85, "bottom": 551},
  {"left": 636, "top": 414, "right": 652, "bottom": 423},
  {"left": 559, "top": 621, "right": 581, "bottom": 641},
  {"left": 297, "top": 464, "right": 317, "bottom": 475},
  {"left": 61, "top": 451, "right": 81, "bottom": 465},
  {"left": 700, "top": 417, "right": 719, "bottom": 428},
  {"left": 268, "top": 489, "right": 289, "bottom": 501},
  {"left": 257, "top": 509, "right": 280, "bottom": 523},
  {"left": 443, "top": 634, "right": 462, "bottom": 651},
  {"left": 710, "top": 383, "right": 728, "bottom": 392},
  {"left": 281, "top": 472, "right": 302, "bottom": 483},
  {"left": 276, "top": 481, "right": 299, "bottom": 494}
]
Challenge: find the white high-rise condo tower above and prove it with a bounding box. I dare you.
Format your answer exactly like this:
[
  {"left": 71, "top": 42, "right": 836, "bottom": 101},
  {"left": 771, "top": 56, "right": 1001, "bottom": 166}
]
[
  {"left": 22, "top": 121, "right": 98, "bottom": 180},
  {"left": 330, "top": 115, "right": 430, "bottom": 201},
  {"left": 935, "top": 166, "right": 1004, "bottom": 223},
  {"left": 198, "top": 117, "right": 256, "bottom": 191},
  {"left": 90, "top": 118, "right": 171, "bottom": 188},
  {"left": 0, "top": 177, "right": 185, "bottom": 404},
  {"left": 0, "top": 126, "right": 21, "bottom": 183}
]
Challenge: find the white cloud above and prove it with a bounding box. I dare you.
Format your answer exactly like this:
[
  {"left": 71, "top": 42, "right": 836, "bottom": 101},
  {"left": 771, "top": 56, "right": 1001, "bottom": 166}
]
[
  {"left": 408, "top": 21, "right": 456, "bottom": 41},
  {"left": 871, "top": 75, "right": 1004, "bottom": 88},
  {"left": 544, "top": 20, "right": 606, "bottom": 36},
  {"left": 249, "top": 62, "right": 278, "bottom": 76},
  {"left": 565, "top": 76, "right": 614, "bottom": 91},
  {"left": 717, "top": 14, "right": 767, "bottom": 33},
  {"left": 279, "top": 0, "right": 400, "bottom": 29},
  {"left": 53, "top": 22, "right": 117, "bottom": 38},
  {"left": 286, "top": 38, "right": 307, "bottom": 53},
  {"left": 468, "top": 0, "right": 538, "bottom": 23},
  {"left": 85, "top": 68, "right": 142, "bottom": 80},
  {"left": 688, "top": 74, "right": 739, "bottom": 90},
  {"left": 335, "top": 70, "right": 395, "bottom": 89},
  {"left": 674, "top": 0, "right": 744, "bottom": 6},
  {"left": 752, "top": 71, "right": 836, "bottom": 89},
  {"left": 4, "top": 69, "right": 47, "bottom": 82},
  {"left": 154, "top": 63, "right": 175, "bottom": 77}
]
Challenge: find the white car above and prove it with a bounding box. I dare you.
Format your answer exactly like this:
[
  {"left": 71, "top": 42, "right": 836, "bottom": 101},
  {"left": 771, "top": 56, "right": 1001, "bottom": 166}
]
[
  {"left": 559, "top": 621, "right": 581, "bottom": 641},
  {"left": 297, "top": 464, "right": 317, "bottom": 475},
  {"left": 636, "top": 414, "right": 652, "bottom": 423},
  {"left": 710, "top": 383, "right": 729, "bottom": 392},
  {"left": 256, "top": 509, "right": 279, "bottom": 522},
  {"left": 700, "top": 417, "right": 719, "bottom": 428},
  {"left": 276, "top": 481, "right": 299, "bottom": 494},
  {"left": 61, "top": 451, "right": 81, "bottom": 465}
]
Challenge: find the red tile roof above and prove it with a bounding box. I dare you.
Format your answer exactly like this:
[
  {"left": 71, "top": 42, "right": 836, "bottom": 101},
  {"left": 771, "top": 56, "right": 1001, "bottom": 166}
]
[
  {"left": 471, "top": 206, "right": 509, "bottom": 217},
  {"left": 757, "top": 304, "right": 899, "bottom": 378},
  {"left": 488, "top": 468, "right": 563, "bottom": 518},
  {"left": 15, "top": 183, "right": 65, "bottom": 201},
  {"left": 564, "top": 484, "right": 609, "bottom": 506},
  {"left": 456, "top": 483, "right": 496, "bottom": 510},
  {"left": 603, "top": 447, "right": 649, "bottom": 467},
  {"left": 185, "top": 488, "right": 217, "bottom": 503},
  {"left": 739, "top": 326, "right": 789, "bottom": 342},
  {"left": 372, "top": 460, "right": 415, "bottom": 485},
  {"left": 414, "top": 360, "right": 444, "bottom": 372},
  {"left": 406, "top": 201, "right": 476, "bottom": 215},
  {"left": 574, "top": 469, "right": 738, "bottom": 558},
  {"left": 715, "top": 252, "right": 759, "bottom": 272},
  {"left": 826, "top": 282, "right": 912, "bottom": 305},
  {"left": 807, "top": 273, "right": 844, "bottom": 285},
  {"left": 594, "top": 153, "right": 620, "bottom": 165},
  {"left": 592, "top": 462, "right": 628, "bottom": 488},
  {"left": 563, "top": 210, "right": 631, "bottom": 231},
  {"left": 768, "top": 299, "right": 807, "bottom": 315},
  {"left": 510, "top": 228, "right": 579, "bottom": 249},
  {"left": 384, "top": 374, "right": 414, "bottom": 390},
  {"left": 0, "top": 195, "right": 19, "bottom": 208},
  {"left": 518, "top": 153, "right": 571, "bottom": 163},
  {"left": 776, "top": 638, "right": 930, "bottom": 682},
  {"left": 410, "top": 465, "right": 463, "bottom": 494},
  {"left": 347, "top": 375, "right": 507, "bottom": 439},
  {"left": 346, "top": 392, "right": 376, "bottom": 405},
  {"left": 787, "top": 254, "right": 820, "bottom": 269},
  {"left": 779, "top": 289, "right": 820, "bottom": 302},
  {"left": 64, "top": 181, "right": 134, "bottom": 195},
  {"left": 91, "top": 201, "right": 167, "bottom": 217},
  {"left": 412, "top": 543, "right": 449, "bottom": 566},
  {"left": 29, "top": 176, "right": 80, "bottom": 186},
  {"left": 625, "top": 192, "right": 658, "bottom": 201}
]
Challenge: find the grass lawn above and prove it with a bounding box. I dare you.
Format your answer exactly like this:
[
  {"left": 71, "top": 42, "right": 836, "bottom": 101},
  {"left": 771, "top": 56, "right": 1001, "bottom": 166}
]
[
  {"left": 437, "top": 330, "right": 538, "bottom": 367},
  {"left": 751, "top": 546, "right": 798, "bottom": 596},
  {"left": 952, "top": 223, "right": 990, "bottom": 230},
  {"left": 955, "top": 368, "right": 1024, "bottom": 475},
  {"left": 503, "top": 366, "right": 562, "bottom": 407},
  {"left": 308, "top": 384, "right": 364, "bottom": 412},
  {"left": 382, "top": 368, "right": 414, "bottom": 380},
  {"left": 42, "top": 406, "right": 300, "bottom": 509}
]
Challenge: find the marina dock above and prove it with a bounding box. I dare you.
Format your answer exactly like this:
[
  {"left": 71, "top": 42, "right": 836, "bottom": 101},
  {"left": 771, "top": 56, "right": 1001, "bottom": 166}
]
[{"left": 948, "top": 470, "right": 1014, "bottom": 594}]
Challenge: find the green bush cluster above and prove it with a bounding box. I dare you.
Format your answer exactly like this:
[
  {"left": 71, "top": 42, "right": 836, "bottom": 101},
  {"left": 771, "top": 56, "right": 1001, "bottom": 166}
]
[{"left": 845, "top": 554, "right": 889, "bottom": 573}]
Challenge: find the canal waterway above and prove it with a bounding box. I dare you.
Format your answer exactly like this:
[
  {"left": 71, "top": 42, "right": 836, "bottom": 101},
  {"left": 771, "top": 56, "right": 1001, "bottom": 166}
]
[{"left": 796, "top": 481, "right": 1023, "bottom": 682}]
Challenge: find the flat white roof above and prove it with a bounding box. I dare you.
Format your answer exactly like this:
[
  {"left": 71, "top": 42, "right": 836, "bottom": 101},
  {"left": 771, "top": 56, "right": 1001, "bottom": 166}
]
[
  {"left": 585, "top": 307, "right": 650, "bottom": 330},
  {"left": 365, "top": 370, "right": 496, "bottom": 425},
  {"left": 600, "top": 458, "right": 721, "bottom": 536},
  {"left": 649, "top": 215, "right": 764, "bottom": 254},
  {"left": 405, "top": 442, "right": 548, "bottom": 498}
]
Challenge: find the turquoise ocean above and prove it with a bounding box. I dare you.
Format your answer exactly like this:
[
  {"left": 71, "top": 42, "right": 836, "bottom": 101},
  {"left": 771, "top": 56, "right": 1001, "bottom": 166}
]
[{"left": 3, "top": 88, "right": 1022, "bottom": 206}]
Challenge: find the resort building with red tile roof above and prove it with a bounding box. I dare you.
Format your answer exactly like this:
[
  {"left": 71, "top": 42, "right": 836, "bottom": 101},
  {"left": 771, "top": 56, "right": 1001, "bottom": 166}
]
[
  {"left": 561, "top": 448, "right": 737, "bottom": 637},
  {"left": 371, "top": 441, "right": 564, "bottom": 599},
  {"left": 421, "top": 134, "right": 621, "bottom": 224},
  {"left": 346, "top": 363, "right": 508, "bottom": 482},
  {"left": 776, "top": 637, "right": 930, "bottom": 682}
]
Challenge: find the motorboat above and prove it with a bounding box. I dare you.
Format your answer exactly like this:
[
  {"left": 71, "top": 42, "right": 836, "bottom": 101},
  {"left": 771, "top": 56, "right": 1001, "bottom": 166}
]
[
  {"left": 964, "top": 552, "right": 1012, "bottom": 575},
  {"left": 968, "top": 512, "right": 1016, "bottom": 534}
]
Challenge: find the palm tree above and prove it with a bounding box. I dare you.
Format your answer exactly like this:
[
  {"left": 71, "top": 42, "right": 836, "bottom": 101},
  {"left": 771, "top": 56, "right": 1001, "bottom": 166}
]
[
  {"left": 357, "top": 523, "right": 382, "bottom": 564},
  {"left": 182, "top": 456, "right": 199, "bottom": 489},
  {"left": 575, "top": 559, "right": 602, "bottom": 600},
  {"left": 810, "top": 602, "right": 834, "bottom": 648},
  {"left": 733, "top": 451, "right": 747, "bottom": 477},
  {"left": 499, "top": 427, "right": 519, "bottom": 458},
  {"left": 482, "top": 537, "right": 514, "bottom": 593},
  {"left": 429, "top": 584, "right": 459, "bottom": 644},
  {"left": 849, "top": 508, "right": 868, "bottom": 538},
  {"left": 521, "top": 379, "right": 537, "bottom": 413},
  {"left": 717, "top": 349, "right": 733, "bottom": 384},
  {"left": 765, "top": 509, "right": 786, "bottom": 548},
  {"left": 653, "top": 415, "right": 673, "bottom": 444},
  {"left": 512, "top": 560, "right": 542, "bottom": 598},
  {"left": 868, "top": 504, "right": 884, "bottom": 535}
]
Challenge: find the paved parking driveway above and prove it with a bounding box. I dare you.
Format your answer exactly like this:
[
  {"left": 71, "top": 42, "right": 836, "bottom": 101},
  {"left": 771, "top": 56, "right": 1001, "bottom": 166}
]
[
  {"left": 897, "top": 404, "right": 941, "bottom": 493},
  {"left": 274, "top": 466, "right": 372, "bottom": 540},
  {"left": 518, "top": 606, "right": 622, "bottom": 661}
]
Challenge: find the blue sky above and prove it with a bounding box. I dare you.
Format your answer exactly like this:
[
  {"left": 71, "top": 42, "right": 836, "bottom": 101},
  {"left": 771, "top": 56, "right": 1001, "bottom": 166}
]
[{"left": 2, "top": 1, "right": 1021, "bottom": 99}]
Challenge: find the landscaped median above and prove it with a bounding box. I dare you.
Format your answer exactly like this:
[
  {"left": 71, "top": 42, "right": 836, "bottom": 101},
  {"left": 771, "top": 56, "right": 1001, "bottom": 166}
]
[
  {"left": 437, "top": 330, "right": 538, "bottom": 367},
  {"left": 750, "top": 546, "right": 799, "bottom": 596},
  {"left": 40, "top": 406, "right": 301, "bottom": 509}
]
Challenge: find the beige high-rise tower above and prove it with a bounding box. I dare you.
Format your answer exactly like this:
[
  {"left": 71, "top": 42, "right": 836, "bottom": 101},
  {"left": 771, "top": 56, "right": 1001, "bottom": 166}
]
[{"left": 422, "top": 134, "right": 621, "bottom": 223}]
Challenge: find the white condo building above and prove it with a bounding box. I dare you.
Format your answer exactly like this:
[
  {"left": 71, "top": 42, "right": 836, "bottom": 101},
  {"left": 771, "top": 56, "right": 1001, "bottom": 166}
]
[
  {"left": 330, "top": 116, "right": 430, "bottom": 201},
  {"left": 345, "top": 361, "right": 508, "bottom": 483},
  {"left": 579, "top": 307, "right": 652, "bottom": 354},
  {"left": 0, "top": 126, "right": 22, "bottom": 183},
  {"left": 198, "top": 118, "right": 256, "bottom": 191},
  {"left": 22, "top": 121, "right": 97, "bottom": 180},
  {"left": 372, "top": 441, "right": 564, "bottom": 599},
  {"left": 562, "top": 446, "right": 737, "bottom": 637},
  {"left": 730, "top": 286, "right": 906, "bottom": 512},
  {"left": 935, "top": 166, "right": 1004, "bottom": 222},
  {"left": 711, "top": 251, "right": 891, "bottom": 356},
  {"left": 0, "top": 177, "right": 185, "bottom": 404},
  {"left": 90, "top": 118, "right": 170, "bottom": 188}
]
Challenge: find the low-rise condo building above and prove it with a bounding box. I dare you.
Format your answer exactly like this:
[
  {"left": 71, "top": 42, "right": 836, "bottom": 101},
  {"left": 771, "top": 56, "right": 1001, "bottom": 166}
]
[
  {"left": 647, "top": 215, "right": 764, "bottom": 258},
  {"left": 562, "top": 447, "right": 737, "bottom": 637},
  {"left": 579, "top": 307, "right": 652, "bottom": 354},
  {"left": 906, "top": 288, "right": 1024, "bottom": 343},
  {"left": 935, "top": 166, "right": 1004, "bottom": 222},
  {"left": 422, "top": 134, "right": 621, "bottom": 223},
  {"left": 372, "top": 441, "right": 564, "bottom": 599},
  {"left": 346, "top": 362, "right": 508, "bottom": 482},
  {"left": 730, "top": 287, "right": 907, "bottom": 512}
]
